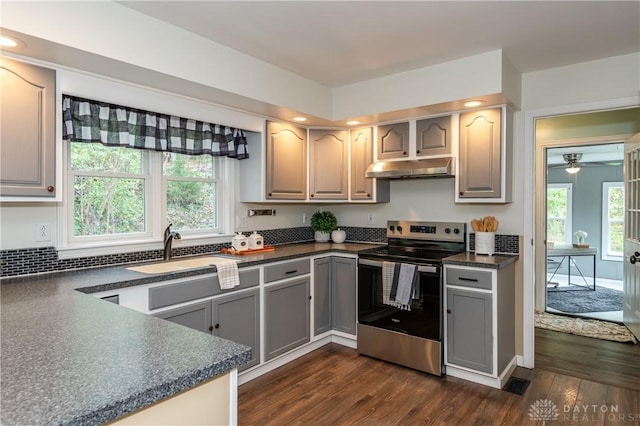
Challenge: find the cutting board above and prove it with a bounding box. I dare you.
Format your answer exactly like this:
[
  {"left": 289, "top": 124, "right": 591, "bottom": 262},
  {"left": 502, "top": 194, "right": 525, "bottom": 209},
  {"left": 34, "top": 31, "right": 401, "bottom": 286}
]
[{"left": 221, "top": 246, "right": 275, "bottom": 255}]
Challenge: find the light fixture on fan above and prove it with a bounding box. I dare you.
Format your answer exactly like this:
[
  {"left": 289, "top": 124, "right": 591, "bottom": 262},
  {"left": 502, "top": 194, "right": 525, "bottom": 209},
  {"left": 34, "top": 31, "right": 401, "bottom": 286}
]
[{"left": 563, "top": 153, "right": 582, "bottom": 174}]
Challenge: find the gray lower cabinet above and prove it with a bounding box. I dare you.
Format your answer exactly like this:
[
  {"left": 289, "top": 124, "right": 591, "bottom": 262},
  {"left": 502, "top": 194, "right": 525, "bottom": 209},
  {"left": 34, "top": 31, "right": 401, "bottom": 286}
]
[
  {"left": 314, "top": 257, "right": 332, "bottom": 335},
  {"left": 331, "top": 257, "right": 356, "bottom": 335},
  {"left": 313, "top": 257, "right": 356, "bottom": 336},
  {"left": 446, "top": 287, "right": 492, "bottom": 373},
  {"left": 154, "top": 300, "right": 213, "bottom": 334},
  {"left": 212, "top": 289, "right": 260, "bottom": 371},
  {"left": 265, "top": 277, "right": 311, "bottom": 360},
  {"left": 1, "top": 57, "right": 56, "bottom": 198}
]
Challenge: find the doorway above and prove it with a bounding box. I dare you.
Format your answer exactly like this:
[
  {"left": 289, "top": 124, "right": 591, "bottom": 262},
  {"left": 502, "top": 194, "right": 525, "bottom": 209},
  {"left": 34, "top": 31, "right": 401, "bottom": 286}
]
[{"left": 544, "top": 143, "right": 625, "bottom": 322}]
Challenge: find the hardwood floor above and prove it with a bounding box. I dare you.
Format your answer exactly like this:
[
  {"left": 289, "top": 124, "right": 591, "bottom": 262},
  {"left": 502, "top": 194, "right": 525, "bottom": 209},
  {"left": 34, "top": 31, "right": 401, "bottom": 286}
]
[{"left": 238, "top": 337, "right": 640, "bottom": 425}]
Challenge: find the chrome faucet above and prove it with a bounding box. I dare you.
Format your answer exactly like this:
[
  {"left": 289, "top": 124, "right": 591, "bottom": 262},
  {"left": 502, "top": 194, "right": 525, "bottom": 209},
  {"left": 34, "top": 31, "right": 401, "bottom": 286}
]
[{"left": 163, "top": 224, "right": 181, "bottom": 261}]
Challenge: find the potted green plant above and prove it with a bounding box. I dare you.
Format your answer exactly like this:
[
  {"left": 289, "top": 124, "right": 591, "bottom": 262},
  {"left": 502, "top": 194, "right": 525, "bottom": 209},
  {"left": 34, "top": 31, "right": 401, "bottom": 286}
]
[{"left": 310, "top": 210, "right": 337, "bottom": 242}]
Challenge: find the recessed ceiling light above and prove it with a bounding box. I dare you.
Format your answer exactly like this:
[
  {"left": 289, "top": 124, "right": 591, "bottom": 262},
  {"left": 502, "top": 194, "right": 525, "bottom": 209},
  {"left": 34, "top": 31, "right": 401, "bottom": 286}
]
[
  {"left": 464, "top": 100, "right": 485, "bottom": 108},
  {"left": 0, "top": 35, "right": 26, "bottom": 48},
  {"left": 293, "top": 116, "right": 307, "bottom": 122},
  {"left": 347, "top": 120, "right": 360, "bottom": 125}
]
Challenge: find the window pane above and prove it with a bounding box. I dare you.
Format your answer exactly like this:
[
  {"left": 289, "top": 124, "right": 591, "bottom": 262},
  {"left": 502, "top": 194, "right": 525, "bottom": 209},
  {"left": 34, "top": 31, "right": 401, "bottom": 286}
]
[
  {"left": 547, "top": 219, "right": 565, "bottom": 244},
  {"left": 163, "top": 153, "right": 214, "bottom": 178},
  {"left": 70, "top": 142, "right": 142, "bottom": 174},
  {"left": 608, "top": 186, "right": 624, "bottom": 219},
  {"left": 547, "top": 188, "right": 567, "bottom": 217},
  {"left": 609, "top": 222, "right": 624, "bottom": 253},
  {"left": 166, "top": 180, "right": 216, "bottom": 230},
  {"left": 74, "top": 176, "right": 145, "bottom": 236}
]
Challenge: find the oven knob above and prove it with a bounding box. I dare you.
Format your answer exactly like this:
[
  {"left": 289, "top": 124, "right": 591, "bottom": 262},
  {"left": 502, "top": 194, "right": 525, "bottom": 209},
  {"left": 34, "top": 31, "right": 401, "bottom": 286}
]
[
  {"left": 453, "top": 228, "right": 460, "bottom": 234},
  {"left": 445, "top": 228, "right": 451, "bottom": 234},
  {"left": 389, "top": 225, "right": 395, "bottom": 232},
  {"left": 397, "top": 226, "right": 403, "bottom": 233}
]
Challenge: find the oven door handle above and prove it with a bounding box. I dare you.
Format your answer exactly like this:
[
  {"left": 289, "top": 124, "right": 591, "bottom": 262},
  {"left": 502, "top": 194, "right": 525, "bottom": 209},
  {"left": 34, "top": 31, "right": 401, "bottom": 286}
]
[{"left": 358, "top": 258, "right": 438, "bottom": 274}]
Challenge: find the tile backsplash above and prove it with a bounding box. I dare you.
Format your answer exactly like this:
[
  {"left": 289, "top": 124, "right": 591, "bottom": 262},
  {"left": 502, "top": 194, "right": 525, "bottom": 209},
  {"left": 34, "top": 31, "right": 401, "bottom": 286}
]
[{"left": 1, "top": 227, "right": 519, "bottom": 278}]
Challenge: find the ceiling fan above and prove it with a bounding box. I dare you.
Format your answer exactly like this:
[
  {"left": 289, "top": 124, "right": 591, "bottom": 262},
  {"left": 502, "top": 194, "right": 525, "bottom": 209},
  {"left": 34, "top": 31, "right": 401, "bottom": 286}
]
[{"left": 547, "top": 153, "right": 623, "bottom": 173}]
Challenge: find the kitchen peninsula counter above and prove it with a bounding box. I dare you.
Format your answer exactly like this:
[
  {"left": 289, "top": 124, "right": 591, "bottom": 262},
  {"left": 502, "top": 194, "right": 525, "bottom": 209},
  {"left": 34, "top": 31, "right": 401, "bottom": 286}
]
[{"left": 0, "top": 242, "right": 380, "bottom": 425}]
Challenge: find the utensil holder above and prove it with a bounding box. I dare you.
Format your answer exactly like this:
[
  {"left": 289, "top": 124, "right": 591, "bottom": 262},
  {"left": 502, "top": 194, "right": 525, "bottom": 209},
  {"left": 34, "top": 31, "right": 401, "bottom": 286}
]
[{"left": 475, "top": 232, "right": 495, "bottom": 256}]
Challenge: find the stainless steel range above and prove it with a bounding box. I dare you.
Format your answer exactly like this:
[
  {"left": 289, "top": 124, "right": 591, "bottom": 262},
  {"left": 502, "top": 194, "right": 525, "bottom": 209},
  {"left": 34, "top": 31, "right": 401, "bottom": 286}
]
[{"left": 357, "top": 220, "right": 466, "bottom": 376}]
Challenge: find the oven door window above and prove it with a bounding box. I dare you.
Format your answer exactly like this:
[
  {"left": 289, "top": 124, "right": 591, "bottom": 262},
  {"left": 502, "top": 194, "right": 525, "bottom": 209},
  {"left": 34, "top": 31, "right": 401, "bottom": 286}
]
[{"left": 358, "top": 262, "right": 441, "bottom": 340}]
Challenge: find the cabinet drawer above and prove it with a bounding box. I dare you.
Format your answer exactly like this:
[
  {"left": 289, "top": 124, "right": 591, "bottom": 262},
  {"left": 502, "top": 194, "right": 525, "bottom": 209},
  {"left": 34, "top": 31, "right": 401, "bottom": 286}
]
[
  {"left": 446, "top": 268, "right": 492, "bottom": 290},
  {"left": 264, "top": 258, "right": 310, "bottom": 283},
  {"left": 149, "top": 268, "right": 259, "bottom": 310}
]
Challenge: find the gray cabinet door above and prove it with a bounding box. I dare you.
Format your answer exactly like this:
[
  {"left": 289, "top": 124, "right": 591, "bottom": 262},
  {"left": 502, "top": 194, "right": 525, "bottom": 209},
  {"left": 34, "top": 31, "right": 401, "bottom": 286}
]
[
  {"left": 446, "top": 288, "right": 492, "bottom": 374},
  {"left": 266, "top": 121, "right": 307, "bottom": 200},
  {"left": 265, "top": 277, "right": 311, "bottom": 360},
  {"left": 154, "top": 300, "right": 212, "bottom": 334},
  {"left": 309, "top": 129, "right": 348, "bottom": 200},
  {"left": 458, "top": 108, "right": 502, "bottom": 198},
  {"left": 1, "top": 57, "right": 56, "bottom": 197},
  {"left": 212, "top": 289, "right": 260, "bottom": 371},
  {"left": 313, "top": 257, "right": 332, "bottom": 335},
  {"left": 331, "top": 257, "right": 356, "bottom": 335},
  {"left": 416, "top": 116, "right": 452, "bottom": 157},
  {"left": 377, "top": 122, "right": 409, "bottom": 159},
  {"left": 350, "top": 127, "right": 374, "bottom": 200}
]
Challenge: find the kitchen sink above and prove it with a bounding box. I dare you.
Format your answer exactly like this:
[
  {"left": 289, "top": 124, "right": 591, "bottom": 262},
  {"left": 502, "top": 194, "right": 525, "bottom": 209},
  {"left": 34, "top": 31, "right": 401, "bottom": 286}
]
[{"left": 126, "top": 256, "right": 239, "bottom": 274}]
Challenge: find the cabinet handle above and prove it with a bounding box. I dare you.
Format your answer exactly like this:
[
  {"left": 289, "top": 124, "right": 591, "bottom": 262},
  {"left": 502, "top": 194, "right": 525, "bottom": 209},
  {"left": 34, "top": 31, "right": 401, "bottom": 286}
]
[
  {"left": 268, "top": 192, "right": 273, "bottom": 197},
  {"left": 47, "top": 186, "right": 55, "bottom": 192},
  {"left": 208, "top": 325, "right": 214, "bottom": 332},
  {"left": 631, "top": 255, "right": 637, "bottom": 265},
  {"left": 309, "top": 296, "right": 312, "bottom": 300},
  {"left": 285, "top": 270, "right": 298, "bottom": 275},
  {"left": 459, "top": 191, "right": 464, "bottom": 196},
  {"left": 402, "top": 151, "right": 407, "bottom": 155},
  {"left": 310, "top": 194, "right": 314, "bottom": 198},
  {"left": 446, "top": 309, "right": 452, "bottom": 314},
  {"left": 366, "top": 193, "right": 370, "bottom": 197},
  {"left": 215, "top": 323, "right": 220, "bottom": 329},
  {"left": 416, "top": 150, "right": 421, "bottom": 154},
  {"left": 459, "top": 277, "right": 478, "bottom": 282}
]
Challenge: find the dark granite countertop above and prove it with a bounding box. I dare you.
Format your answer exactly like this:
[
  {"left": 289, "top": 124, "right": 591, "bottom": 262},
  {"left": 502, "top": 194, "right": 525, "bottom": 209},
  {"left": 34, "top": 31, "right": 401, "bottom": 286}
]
[
  {"left": 0, "top": 242, "right": 380, "bottom": 425},
  {"left": 442, "top": 252, "right": 519, "bottom": 269}
]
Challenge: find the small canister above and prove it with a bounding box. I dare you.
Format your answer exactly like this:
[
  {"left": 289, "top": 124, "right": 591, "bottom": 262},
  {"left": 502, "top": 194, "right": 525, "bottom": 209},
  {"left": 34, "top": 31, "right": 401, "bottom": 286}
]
[
  {"left": 232, "top": 232, "right": 248, "bottom": 251},
  {"left": 248, "top": 231, "right": 264, "bottom": 250}
]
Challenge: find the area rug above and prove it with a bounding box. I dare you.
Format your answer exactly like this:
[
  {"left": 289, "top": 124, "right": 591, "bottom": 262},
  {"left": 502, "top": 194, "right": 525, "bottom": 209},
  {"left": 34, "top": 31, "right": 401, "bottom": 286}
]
[
  {"left": 535, "top": 310, "right": 637, "bottom": 343},
  {"left": 547, "top": 286, "right": 623, "bottom": 313}
]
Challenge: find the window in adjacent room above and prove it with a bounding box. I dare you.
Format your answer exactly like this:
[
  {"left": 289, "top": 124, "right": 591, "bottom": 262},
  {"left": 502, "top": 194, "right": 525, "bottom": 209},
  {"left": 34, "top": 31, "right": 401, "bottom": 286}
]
[
  {"left": 547, "top": 183, "right": 572, "bottom": 246},
  {"left": 602, "top": 182, "right": 624, "bottom": 260}
]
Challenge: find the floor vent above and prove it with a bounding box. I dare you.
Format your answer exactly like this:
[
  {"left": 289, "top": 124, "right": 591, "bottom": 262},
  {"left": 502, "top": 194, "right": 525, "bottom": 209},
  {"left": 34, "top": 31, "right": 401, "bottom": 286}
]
[{"left": 503, "top": 376, "right": 530, "bottom": 395}]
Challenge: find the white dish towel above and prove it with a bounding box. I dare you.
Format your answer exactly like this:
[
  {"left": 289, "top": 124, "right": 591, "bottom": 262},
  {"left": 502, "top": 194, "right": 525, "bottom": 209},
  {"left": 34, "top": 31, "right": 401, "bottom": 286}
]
[{"left": 213, "top": 259, "right": 240, "bottom": 289}]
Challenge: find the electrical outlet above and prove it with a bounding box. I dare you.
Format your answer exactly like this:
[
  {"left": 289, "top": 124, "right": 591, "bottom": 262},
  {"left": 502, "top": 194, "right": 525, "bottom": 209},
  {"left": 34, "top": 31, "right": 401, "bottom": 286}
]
[
  {"left": 302, "top": 213, "right": 308, "bottom": 225},
  {"left": 367, "top": 213, "right": 375, "bottom": 225},
  {"left": 36, "top": 223, "right": 50, "bottom": 242},
  {"left": 236, "top": 216, "right": 247, "bottom": 228}
]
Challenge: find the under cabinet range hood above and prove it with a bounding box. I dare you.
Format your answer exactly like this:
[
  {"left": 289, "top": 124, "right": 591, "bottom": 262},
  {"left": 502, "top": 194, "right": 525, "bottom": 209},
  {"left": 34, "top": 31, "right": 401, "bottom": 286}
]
[{"left": 365, "top": 157, "right": 455, "bottom": 179}]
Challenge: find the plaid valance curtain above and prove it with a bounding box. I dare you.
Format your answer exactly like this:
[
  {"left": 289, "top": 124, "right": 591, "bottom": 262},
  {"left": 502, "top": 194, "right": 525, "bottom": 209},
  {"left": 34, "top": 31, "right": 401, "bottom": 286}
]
[{"left": 62, "top": 95, "right": 249, "bottom": 159}]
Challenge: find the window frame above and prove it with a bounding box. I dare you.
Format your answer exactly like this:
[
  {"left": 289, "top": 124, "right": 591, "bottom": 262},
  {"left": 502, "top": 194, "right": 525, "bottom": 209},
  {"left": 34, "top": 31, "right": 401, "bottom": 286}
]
[
  {"left": 59, "top": 141, "right": 233, "bottom": 258},
  {"left": 601, "top": 181, "right": 624, "bottom": 261},
  {"left": 546, "top": 183, "right": 573, "bottom": 246}
]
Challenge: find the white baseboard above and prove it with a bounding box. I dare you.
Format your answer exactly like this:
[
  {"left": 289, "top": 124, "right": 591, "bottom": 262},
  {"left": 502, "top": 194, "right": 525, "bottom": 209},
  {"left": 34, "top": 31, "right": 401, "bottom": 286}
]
[{"left": 445, "top": 356, "right": 517, "bottom": 389}]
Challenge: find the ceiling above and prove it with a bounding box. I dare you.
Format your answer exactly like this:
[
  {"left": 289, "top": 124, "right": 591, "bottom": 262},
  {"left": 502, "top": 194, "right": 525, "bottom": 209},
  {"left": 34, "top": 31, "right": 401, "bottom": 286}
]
[{"left": 118, "top": 1, "right": 640, "bottom": 88}]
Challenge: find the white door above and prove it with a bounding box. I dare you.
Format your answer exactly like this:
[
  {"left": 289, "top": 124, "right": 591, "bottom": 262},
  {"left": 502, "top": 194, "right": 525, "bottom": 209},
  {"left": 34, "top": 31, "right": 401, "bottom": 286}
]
[{"left": 623, "top": 133, "right": 640, "bottom": 340}]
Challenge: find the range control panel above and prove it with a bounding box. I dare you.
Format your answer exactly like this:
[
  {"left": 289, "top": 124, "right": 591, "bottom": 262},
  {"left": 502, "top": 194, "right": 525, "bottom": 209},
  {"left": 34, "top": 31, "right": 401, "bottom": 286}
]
[{"left": 386, "top": 220, "right": 466, "bottom": 243}]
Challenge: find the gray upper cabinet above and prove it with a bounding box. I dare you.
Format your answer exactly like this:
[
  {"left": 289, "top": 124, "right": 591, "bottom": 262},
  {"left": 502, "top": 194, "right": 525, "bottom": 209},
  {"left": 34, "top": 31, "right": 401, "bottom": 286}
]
[
  {"left": 313, "top": 257, "right": 332, "bottom": 336},
  {"left": 458, "top": 108, "right": 512, "bottom": 201},
  {"left": 309, "top": 129, "right": 348, "bottom": 200},
  {"left": 416, "top": 116, "right": 452, "bottom": 157},
  {"left": 446, "top": 287, "right": 493, "bottom": 373},
  {"left": 264, "top": 277, "right": 311, "bottom": 360},
  {"left": 212, "top": 289, "right": 260, "bottom": 371},
  {"left": 154, "top": 300, "right": 212, "bottom": 334},
  {"left": 350, "top": 126, "right": 391, "bottom": 202},
  {"left": 331, "top": 257, "right": 356, "bottom": 335},
  {"left": 377, "top": 122, "right": 410, "bottom": 159},
  {"left": 0, "top": 57, "right": 56, "bottom": 198},
  {"left": 266, "top": 121, "right": 307, "bottom": 200}
]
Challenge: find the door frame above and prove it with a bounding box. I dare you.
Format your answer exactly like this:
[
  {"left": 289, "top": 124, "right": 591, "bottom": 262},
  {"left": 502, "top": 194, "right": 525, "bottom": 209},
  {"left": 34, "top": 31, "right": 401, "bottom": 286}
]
[{"left": 522, "top": 95, "right": 639, "bottom": 368}]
